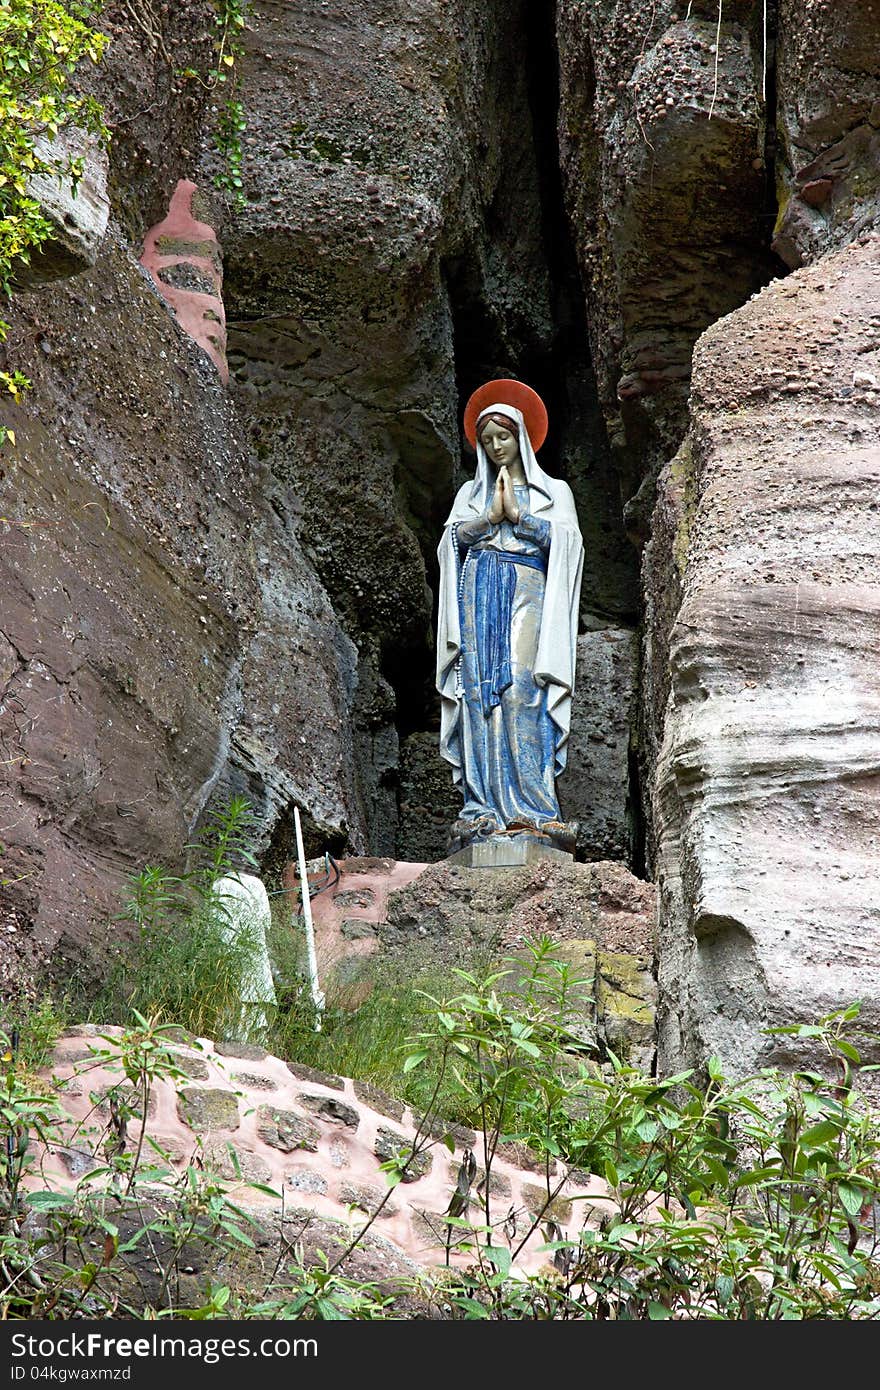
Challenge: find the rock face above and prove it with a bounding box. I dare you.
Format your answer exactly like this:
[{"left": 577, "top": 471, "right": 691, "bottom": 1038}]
[
  {"left": 557, "top": 0, "right": 775, "bottom": 491},
  {"left": 1, "top": 0, "right": 649, "bottom": 988},
  {"left": 560, "top": 627, "right": 639, "bottom": 863},
  {"left": 286, "top": 856, "right": 657, "bottom": 1064},
  {"left": 648, "top": 236, "right": 880, "bottom": 1076},
  {"left": 12, "top": 0, "right": 880, "bottom": 1093},
  {"left": 773, "top": 0, "right": 880, "bottom": 269},
  {"left": 0, "top": 227, "right": 369, "bottom": 982},
  {"left": 17, "top": 130, "right": 110, "bottom": 286},
  {"left": 213, "top": 0, "right": 550, "bottom": 861}
]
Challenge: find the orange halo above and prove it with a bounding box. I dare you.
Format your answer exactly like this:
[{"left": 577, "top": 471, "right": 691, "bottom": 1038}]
[{"left": 463, "top": 379, "right": 549, "bottom": 452}]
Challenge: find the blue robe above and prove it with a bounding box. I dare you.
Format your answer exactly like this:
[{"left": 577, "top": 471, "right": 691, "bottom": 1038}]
[
  {"left": 453, "top": 490, "right": 559, "bottom": 826},
  {"left": 436, "top": 404, "right": 584, "bottom": 833}
]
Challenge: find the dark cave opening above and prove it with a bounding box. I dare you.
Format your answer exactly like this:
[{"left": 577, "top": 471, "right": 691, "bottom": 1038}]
[{"left": 392, "top": 0, "right": 644, "bottom": 866}]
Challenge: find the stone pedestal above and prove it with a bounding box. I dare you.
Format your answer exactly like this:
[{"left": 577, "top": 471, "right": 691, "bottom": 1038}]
[{"left": 447, "top": 833, "right": 573, "bottom": 869}]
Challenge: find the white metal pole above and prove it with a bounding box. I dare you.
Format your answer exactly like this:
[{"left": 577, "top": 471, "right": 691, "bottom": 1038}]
[{"left": 294, "top": 805, "right": 324, "bottom": 1028}]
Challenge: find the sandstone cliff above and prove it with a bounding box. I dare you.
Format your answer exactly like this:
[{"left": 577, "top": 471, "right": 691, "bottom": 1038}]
[{"left": 2, "top": 0, "right": 879, "bottom": 1081}]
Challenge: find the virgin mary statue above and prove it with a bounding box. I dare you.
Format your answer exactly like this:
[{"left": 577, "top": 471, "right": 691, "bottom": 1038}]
[{"left": 436, "top": 380, "right": 584, "bottom": 844}]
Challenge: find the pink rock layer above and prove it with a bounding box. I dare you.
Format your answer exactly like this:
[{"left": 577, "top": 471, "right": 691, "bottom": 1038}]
[
  {"left": 287, "top": 856, "right": 429, "bottom": 985},
  {"left": 140, "top": 179, "right": 228, "bottom": 382},
  {"left": 32, "top": 1028, "right": 620, "bottom": 1281}
]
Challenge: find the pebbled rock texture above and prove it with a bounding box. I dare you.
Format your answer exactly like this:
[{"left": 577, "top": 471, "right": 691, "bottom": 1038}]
[
  {"left": 557, "top": 0, "right": 775, "bottom": 491},
  {"left": 285, "top": 855, "right": 657, "bottom": 1064},
  {"left": 773, "top": 0, "right": 880, "bottom": 269},
  {"left": 648, "top": 235, "right": 880, "bottom": 1077}
]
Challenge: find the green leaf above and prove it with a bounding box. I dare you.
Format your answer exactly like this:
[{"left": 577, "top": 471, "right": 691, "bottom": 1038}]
[
  {"left": 245, "top": 1183, "right": 283, "bottom": 1199},
  {"left": 485, "top": 1245, "right": 511, "bottom": 1278},
  {"left": 403, "top": 1050, "right": 428, "bottom": 1073},
  {"left": 25, "top": 1190, "right": 74, "bottom": 1210},
  {"left": 315, "top": 1297, "right": 347, "bottom": 1320},
  {"left": 604, "top": 1159, "right": 619, "bottom": 1188},
  {"left": 221, "top": 1223, "right": 256, "bottom": 1248},
  {"left": 734, "top": 1166, "right": 782, "bottom": 1187},
  {"left": 455, "top": 1296, "right": 490, "bottom": 1319},
  {"left": 839, "top": 1182, "right": 865, "bottom": 1216},
  {"left": 715, "top": 1274, "right": 734, "bottom": 1306},
  {"left": 801, "top": 1120, "right": 841, "bottom": 1147},
  {"left": 648, "top": 1301, "right": 671, "bottom": 1319}
]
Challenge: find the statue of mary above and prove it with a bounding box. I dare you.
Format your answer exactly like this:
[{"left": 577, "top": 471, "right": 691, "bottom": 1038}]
[{"left": 436, "top": 380, "right": 584, "bottom": 848}]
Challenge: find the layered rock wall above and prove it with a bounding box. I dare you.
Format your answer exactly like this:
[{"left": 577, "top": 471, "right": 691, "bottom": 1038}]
[
  {"left": 649, "top": 236, "right": 880, "bottom": 1075},
  {"left": 773, "top": 0, "right": 880, "bottom": 269},
  {"left": 0, "top": 229, "right": 367, "bottom": 989},
  {"left": 557, "top": 0, "right": 774, "bottom": 501}
]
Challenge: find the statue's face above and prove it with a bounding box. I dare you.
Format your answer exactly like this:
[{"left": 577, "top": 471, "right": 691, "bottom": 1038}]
[{"left": 479, "top": 419, "right": 520, "bottom": 469}]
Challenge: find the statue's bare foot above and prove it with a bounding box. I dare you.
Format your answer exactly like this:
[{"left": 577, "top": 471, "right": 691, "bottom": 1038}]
[
  {"left": 448, "top": 815, "right": 502, "bottom": 849},
  {"left": 540, "top": 819, "right": 578, "bottom": 851}
]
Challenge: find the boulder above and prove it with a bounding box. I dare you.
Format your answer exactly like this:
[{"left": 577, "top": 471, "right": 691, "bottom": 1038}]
[{"left": 17, "top": 129, "right": 110, "bottom": 285}]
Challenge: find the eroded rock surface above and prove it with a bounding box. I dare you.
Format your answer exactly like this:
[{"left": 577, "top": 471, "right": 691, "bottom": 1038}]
[
  {"left": 649, "top": 235, "right": 880, "bottom": 1076},
  {"left": 0, "top": 230, "right": 369, "bottom": 985},
  {"left": 560, "top": 627, "right": 639, "bottom": 863},
  {"left": 313, "top": 856, "right": 659, "bottom": 1066},
  {"left": 213, "top": 0, "right": 556, "bottom": 863},
  {"left": 18, "top": 130, "right": 110, "bottom": 286},
  {"left": 557, "top": 0, "right": 774, "bottom": 488},
  {"left": 773, "top": 0, "right": 880, "bottom": 269}
]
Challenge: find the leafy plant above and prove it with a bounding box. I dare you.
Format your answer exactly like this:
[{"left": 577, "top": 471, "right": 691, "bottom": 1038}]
[
  {"left": 0, "top": 0, "right": 108, "bottom": 443},
  {"left": 179, "top": 0, "right": 248, "bottom": 206},
  {"left": 5, "top": 934, "right": 880, "bottom": 1319},
  {"left": 0, "top": 1012, "right": 277, "bottom": 1317},
  {"left": 93, "top": 797, "right": 269, "bottom": 1042},
  {"left": 406, "top": 997, "right": 880, "bottom": 1320}
]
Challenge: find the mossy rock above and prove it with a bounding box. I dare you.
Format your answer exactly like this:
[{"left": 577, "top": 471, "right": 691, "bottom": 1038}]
[{"left": 176, "top": 1087, "right": 241, "bottom": 1133}]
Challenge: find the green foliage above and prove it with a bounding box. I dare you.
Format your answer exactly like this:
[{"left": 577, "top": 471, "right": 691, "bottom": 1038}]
[
  {"left": 12, "top": 993, "right": 69, "bottom": 1072},
  {"left": 179, "top": 0, "right": 248, "bottom": 207},
  {"left": 0, "top": 1012, "right": 273, "bottom": 1317},
  {"left": 269, "top": 960, "right": 467, "bottom": 1119},
  {"left": 4, "top": 927, "right": 880, "bottom": 1318},
  {"left": 204, "top": 0, "right": 247, "bottom": 206},
  {"left": 411, "top": 939, "right": 594, "bottom": 1160},
  {"left": 401, "top": 988, "right": 880, "bottom": 1319},
  {"left": 95, "top": 797, "right": 268, "bottom": 1042},
  {"left": 0, "top": 0, "right": 108, "bottom": 442},
  {"left": 213, "top": 96, "right": 245, "bottom": 202}
]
